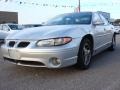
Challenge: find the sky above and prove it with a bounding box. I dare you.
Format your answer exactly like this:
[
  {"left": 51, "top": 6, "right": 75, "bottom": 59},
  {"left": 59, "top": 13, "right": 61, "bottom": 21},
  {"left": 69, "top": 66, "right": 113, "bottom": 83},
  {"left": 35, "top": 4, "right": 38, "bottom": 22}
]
[{"left": 0, "top": 0, "right": 120, "bottom": 24}]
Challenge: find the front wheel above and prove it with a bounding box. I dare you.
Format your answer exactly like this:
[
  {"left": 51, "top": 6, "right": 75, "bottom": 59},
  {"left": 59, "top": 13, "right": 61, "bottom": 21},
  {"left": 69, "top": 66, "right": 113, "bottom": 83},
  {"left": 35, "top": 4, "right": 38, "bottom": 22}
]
[{"left": 76, "top": 38, "right": 92, "bottom": 70}]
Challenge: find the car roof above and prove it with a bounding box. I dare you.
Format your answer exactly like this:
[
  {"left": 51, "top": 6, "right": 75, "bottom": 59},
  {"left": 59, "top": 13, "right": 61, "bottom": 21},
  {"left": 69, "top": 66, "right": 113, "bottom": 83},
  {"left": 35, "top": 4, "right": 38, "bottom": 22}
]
[{"left": 61, "top": 12, "right": 93, "bottom": 15}]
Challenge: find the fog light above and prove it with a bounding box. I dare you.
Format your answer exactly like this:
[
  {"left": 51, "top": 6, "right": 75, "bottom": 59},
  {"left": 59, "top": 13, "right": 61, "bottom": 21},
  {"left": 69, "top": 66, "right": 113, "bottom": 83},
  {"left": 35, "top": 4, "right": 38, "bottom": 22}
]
[{"left": 49, "top": 57, "right": 61, "bottom": 67}]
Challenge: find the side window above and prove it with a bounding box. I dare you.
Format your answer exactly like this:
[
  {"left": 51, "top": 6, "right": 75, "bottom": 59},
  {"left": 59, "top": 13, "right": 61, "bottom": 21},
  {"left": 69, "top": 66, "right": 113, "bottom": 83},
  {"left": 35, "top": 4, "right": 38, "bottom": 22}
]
[
  {"left": 99, "top": 14, "right": 109, "bottom": 25},
  {"left": 93, "top": 13, "right": 103, "bottom": 23}
]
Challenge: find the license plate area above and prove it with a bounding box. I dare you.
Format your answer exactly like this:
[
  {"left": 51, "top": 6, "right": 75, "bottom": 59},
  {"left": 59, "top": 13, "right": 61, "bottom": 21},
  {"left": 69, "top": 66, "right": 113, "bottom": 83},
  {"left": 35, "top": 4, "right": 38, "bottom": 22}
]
[{"left": 8, "top": 49, "right": 20, "bottom": 59}]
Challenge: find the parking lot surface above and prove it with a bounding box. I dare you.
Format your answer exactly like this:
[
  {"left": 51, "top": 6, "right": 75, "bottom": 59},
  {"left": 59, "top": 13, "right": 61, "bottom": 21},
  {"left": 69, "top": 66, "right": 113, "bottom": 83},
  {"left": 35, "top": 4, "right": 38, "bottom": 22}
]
[{"left": 0, "top": 35, "right": 120, "bottom": 90}]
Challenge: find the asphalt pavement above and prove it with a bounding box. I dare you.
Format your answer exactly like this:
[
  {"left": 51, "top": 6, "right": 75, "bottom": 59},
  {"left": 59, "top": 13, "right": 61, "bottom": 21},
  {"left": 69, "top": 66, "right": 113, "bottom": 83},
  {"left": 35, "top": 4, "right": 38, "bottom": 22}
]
[{"left": 0, "top": 35, "right": 120, "bottom": 90}]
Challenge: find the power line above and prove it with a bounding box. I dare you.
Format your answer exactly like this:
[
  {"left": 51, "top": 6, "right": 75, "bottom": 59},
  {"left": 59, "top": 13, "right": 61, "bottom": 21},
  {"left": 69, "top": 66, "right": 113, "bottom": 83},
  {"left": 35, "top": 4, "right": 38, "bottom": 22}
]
[{"left": 0, "top": 0, "right": 76, "bottom": 8}]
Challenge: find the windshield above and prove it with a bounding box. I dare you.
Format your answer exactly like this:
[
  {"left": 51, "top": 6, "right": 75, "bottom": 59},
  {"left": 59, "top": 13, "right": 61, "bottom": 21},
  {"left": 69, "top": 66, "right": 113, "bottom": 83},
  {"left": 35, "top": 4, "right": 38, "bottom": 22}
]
[
  {"left": 8, "top": 25, "right": 24, "bottom": 30},
  {"left": 46, "top": 12, "right": 92, "bottom": 25}
]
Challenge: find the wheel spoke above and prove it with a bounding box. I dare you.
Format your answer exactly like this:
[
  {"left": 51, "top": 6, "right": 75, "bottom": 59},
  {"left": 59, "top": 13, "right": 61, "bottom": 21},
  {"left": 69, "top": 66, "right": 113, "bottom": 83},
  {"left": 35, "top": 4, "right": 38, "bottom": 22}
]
[{"left": 83, "top": 43, "right": 91, "bottom": 65}]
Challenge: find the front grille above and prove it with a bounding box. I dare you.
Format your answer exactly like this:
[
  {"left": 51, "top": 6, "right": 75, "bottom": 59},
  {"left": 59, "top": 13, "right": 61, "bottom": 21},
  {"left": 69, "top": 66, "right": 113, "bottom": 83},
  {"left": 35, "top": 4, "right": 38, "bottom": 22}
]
[
  {"left": 19, "top": 61, "right": 45, "bottom": 66},
  {"left": 4, "top": 57, "right": 45, "bottom": 66},
  {"left": 17, "top": 42, "right": 30, "bottom": 48},
  {"left": 8, "top": 41, "right": 30, "bottom": 48},
  {"left": 9, "top": 41, "right": 16, "bottom": 47}
]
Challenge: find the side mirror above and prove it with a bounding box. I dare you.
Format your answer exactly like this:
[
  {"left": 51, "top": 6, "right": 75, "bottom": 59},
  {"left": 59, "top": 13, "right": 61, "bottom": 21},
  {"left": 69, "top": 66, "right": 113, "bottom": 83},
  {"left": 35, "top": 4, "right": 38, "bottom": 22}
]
[
  {"left": 41, "top": 22, "right": 45, "bottom": 25},
  {"left": 92, "top": 20, "right": 104, "bottom": 25},
  {"left": 5, "top": 28, "right": 10, "bottom": 31},
  {"left": 7, "top": 28, "right": 10, "bottom": 31}
]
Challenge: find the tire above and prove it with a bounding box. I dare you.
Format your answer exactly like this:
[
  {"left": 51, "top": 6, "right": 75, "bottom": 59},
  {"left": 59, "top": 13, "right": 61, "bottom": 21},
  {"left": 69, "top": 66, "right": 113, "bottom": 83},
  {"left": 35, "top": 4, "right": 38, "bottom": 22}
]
[
  {"left": 109, "top": 35, "right": 116, "bottom": 51},
  {"left": 0, "top": 39, "right": 4, "bottom": 45},
  {"left": 76, "top": 38, "right": 92, "bottom": 70}
]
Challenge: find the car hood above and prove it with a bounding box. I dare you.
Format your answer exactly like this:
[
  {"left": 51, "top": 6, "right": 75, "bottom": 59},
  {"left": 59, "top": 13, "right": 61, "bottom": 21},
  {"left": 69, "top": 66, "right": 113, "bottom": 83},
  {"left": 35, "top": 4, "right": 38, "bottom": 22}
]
[{"left": 6, "top": 25, "right": 91, "bottom": 40}]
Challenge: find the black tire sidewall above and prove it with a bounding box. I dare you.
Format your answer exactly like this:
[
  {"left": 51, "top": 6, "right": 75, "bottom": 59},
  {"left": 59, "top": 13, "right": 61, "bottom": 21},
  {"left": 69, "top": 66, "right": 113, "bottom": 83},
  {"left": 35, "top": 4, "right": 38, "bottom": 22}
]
[
  {"left": 112, "top": 35, "right": 116, "bottom": 49},
  {"left": 77, "top": 38, "right": 92, "bottom": 69},
  {"left": 109, "top": 35, "right": 116, "bottom": 51}
]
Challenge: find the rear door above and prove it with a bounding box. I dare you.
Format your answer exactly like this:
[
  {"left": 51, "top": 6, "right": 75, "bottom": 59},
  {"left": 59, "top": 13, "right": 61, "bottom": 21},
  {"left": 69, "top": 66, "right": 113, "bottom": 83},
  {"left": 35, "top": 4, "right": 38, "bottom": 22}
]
[
  {"left": 0, "top": 25, "right": 4, "bottom": 39},
  {"left": 0, "top": 25, "right": 6, "bottom": 39}
]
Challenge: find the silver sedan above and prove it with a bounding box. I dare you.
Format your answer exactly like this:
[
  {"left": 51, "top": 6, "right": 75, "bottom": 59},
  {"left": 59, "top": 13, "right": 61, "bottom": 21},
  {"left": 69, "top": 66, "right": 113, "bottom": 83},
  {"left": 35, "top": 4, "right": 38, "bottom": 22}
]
[{"left": 1, "top": 12, "right": 116, "bottom": 69}]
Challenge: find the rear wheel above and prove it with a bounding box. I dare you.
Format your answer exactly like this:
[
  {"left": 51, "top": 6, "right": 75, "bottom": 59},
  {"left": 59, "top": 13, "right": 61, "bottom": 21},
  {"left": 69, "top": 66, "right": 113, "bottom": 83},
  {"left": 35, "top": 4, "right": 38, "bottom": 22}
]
[
  {"left": 76, "top": 38, "right": 92, "bottom": 70},
  {"left": 109, "top": 35, "right": 116, "bottom": 51}
]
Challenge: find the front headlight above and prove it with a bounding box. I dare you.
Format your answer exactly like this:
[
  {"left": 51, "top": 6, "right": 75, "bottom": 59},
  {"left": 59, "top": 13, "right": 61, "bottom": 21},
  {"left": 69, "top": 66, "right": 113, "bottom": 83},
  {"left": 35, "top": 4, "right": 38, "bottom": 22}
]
[{"left": 36, "top": 37, "right": 72, "bottom": 47}]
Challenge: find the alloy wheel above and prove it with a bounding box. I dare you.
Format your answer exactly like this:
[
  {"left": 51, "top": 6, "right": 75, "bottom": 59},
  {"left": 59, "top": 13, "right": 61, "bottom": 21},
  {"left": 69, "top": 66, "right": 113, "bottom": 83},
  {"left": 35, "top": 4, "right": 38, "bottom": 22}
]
[{"left": 82, "top": 41, "right": 91, "bottom": 66}]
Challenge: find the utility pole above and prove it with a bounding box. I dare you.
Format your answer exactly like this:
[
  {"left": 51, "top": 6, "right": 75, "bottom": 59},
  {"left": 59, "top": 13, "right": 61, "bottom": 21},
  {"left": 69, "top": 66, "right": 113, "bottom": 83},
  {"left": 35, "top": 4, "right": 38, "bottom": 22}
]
[{"left": 78, "top": 0, "right": 80, "bottom": 12}]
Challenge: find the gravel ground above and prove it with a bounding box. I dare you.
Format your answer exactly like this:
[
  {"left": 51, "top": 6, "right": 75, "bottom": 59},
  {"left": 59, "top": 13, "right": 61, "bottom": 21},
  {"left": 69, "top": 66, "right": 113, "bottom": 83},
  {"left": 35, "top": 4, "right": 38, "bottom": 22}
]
[{"left": 0, "top": 35, "right": 120, "bottom": 90}]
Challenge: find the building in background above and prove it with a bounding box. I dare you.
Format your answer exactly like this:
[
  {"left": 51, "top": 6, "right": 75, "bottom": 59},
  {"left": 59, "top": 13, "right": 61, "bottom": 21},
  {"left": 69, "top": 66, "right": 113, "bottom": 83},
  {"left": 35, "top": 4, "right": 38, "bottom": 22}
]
[{"left": 0, "top": 11, "right": 18, "bottom": 24}]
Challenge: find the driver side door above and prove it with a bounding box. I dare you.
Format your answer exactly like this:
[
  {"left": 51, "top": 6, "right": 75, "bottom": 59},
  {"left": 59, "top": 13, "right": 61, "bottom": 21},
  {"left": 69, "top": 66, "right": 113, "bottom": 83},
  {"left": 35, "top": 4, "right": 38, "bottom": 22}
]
[{"left": 93, "top": 13, "right": 107, "bottom": 52}]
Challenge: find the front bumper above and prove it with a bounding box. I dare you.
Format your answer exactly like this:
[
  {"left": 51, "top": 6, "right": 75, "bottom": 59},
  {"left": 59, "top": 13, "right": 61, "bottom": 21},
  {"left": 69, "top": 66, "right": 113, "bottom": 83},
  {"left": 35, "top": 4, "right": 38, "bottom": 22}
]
[{"left": 1, "top": 45, "right": 78, "bottom": 68}]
